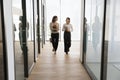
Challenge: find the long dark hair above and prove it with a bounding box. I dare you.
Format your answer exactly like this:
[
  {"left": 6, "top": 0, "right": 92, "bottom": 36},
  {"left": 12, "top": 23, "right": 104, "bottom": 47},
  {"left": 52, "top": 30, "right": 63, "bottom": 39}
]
[{"left": 52, "top": 16, "right": 58, "bottom": 23}]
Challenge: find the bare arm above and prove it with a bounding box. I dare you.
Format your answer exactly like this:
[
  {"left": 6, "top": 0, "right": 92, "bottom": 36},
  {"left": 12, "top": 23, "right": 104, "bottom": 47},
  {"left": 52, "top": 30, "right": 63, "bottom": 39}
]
[
  {"left": 50, "top": 23, "right": 52, "bottom": 31},
  {"left": 71, "top": 24, "right": 73, "bottom": 32},
  {"left": 50, "top": 23, "right": 59, "bottom": 31},
  {"left": 56, "top": 23, "right": 59, "bottom": 31},
  {"left": 62, "top": 24, "right": 65, "bottom": 31}
]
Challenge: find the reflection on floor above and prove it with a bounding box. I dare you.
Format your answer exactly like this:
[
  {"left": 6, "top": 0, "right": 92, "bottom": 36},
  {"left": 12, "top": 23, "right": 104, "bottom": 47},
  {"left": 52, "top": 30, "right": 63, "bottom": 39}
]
[
  {"left": 114, "top": 64, "right": 120, "bottom": 71},
  {"left": 15, "top": 41, "right": 35, "bottom": 80},
  {"left": 86, "top": 41, "right": 120, "bottom": 80},
  {"left": 87, "top": 63, "right": 120, "bottom": 80},
  {"left": 0, "top": 42, "right": 4, "bottom": 80},
  {"left": 87, "top": 63, "right": 101, "bottom": 80},
  {"left": 0, "top": 56, "right": 4, "bottom": 80},
  {"left": 27, "top": 41, "right": 34, "bottom": 71},
  {"left": 108, "top": 63, "right": 120, "bottom": 80},
  {"left": 15, "top": 42, "right": 24, "bottom": 80},
  {"left": 27, "top": 41, "right": 91, "bottom": 80}
]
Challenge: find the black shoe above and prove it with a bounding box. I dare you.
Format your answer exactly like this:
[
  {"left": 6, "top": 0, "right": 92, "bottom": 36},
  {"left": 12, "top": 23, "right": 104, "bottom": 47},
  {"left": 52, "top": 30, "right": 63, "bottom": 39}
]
[
  {"left": 66, "top": 52, "right": 68, "bottom": 55},
  {"left": 52, "top": 48, "right": 55, "bottom": 51},
  {"left": 54, "top": 51, "right": 56, "bottom": 54},
  {"left": 68, "top": 49, "right": 70, "bottom": 52}
]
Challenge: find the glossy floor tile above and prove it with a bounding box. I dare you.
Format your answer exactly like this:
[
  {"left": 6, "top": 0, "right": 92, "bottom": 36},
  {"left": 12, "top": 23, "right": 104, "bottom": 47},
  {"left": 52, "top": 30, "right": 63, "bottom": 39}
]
[{"left": 28, "top": 42, "right": 91, "bottom": 80}]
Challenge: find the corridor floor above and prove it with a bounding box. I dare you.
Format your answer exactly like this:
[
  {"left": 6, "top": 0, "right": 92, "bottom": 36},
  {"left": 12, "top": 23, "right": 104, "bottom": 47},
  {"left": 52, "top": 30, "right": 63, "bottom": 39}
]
[{"left": 28, "top": 42, "right": 91, "bottom": 80}]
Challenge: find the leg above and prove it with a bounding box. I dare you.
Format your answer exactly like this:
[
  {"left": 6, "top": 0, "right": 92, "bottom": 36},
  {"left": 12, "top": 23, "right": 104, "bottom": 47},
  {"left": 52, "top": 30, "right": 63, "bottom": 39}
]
[
  {"left": 51, "top": 33, "right": 56, "bottom": 51},
  {"left": 68, "top": 32, "right": 71, "bottom": 51},
  {"left": 64, "top": 32, "right": 69, "bottom": 53},
  {"left": 54, "top": 33, "right": 59, "bottom": 51}
]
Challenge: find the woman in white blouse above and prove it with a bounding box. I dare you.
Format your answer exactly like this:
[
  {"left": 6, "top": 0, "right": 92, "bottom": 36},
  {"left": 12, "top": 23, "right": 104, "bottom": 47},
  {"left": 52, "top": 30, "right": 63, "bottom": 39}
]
[
  {"left": 62, "top": 17, "right": 73, "bottom": 54},
  {"left": 50, "top": 16, "right": 59, "bottom": 54}
]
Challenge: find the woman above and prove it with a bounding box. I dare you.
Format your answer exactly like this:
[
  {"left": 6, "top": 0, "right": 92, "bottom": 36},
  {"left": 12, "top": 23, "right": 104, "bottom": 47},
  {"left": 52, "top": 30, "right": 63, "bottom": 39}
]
[
  {"left": 50, "top": 16, "right": 59, "bottom": 54},
  {"left": 62, "top": 17, "right": 73, "bottom": 54}
]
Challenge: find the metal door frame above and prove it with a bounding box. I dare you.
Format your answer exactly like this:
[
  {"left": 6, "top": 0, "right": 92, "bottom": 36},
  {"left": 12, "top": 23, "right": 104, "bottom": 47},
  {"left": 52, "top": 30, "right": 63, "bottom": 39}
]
[
  {"left": 37, "top": 0, "right": 41, "bottom": 54},
  {"left": 21, "top": 0, "right": 29, "bottom": 77}
]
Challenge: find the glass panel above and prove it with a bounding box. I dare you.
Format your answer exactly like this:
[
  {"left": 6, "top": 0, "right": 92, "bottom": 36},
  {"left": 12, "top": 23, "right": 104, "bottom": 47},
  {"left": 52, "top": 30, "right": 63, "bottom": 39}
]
[
  {"left": 0, "top": 3, "right": 5, "bottom": 80},
  {"left": 41, "top": 4, "right": 45, "bottom": 45},
  {"left": 12, "top": 0, "right": 24, "bottom": 80},
  {"left": 39, "top": 0, "right": 42, "bottom": 52},
  {"left": 106, "top": 0, "right": 120, "bottom": 80},
  {"left": 85, "top": 0, "right": 104, "bottom": 79},
  {"left": 61, "top": 0, "right": 81, "bottom": 41},
  {"left": 26, "top": 0, "right": 34, "bottom": 71},
  {"left": 34, "top": 0, "right": 38, "bottom": 59}
]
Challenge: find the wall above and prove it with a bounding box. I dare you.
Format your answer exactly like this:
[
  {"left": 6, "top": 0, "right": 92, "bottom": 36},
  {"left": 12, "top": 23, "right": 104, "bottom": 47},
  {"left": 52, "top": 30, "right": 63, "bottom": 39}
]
[{"left": 3, "top": 0, "right": 15, "bottom": 80}]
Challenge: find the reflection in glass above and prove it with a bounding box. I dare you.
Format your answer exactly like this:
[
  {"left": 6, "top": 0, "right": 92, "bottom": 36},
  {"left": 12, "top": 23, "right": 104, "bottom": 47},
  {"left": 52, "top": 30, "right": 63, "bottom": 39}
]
[
  {"left": 26, "top": 0, "right": 34, "bottom": 71},
  {"left": 85, "top": 0, "right": 104, "bottom": 79},
  {"left": 0, "top": 4, "right": 5, "bottom": 80},
  {"left": 12, "top": 0, "right": 24, "bottom": 80},
  {"left": 92, "top": 16, "right": 102, "bottom": 54},
  {"left": 19, "top": 16, "right": 23, "bottom": 51},
  {"left": 106, "top": 0, "right": 120, "bottom": 80}
]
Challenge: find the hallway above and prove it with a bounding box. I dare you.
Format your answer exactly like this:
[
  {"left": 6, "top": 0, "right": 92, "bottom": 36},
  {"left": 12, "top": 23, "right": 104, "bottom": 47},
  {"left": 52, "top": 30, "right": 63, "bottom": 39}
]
[{"left": 28, "top": 42, "right": 91, "bottom": 80}]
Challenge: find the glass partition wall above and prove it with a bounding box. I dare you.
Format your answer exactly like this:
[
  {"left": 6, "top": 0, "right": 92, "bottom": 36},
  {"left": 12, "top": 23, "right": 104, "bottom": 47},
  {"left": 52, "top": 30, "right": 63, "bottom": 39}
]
[
  {"left": 105, "top": 0, "right": 120, "bottom": 80},
  {"left": 12, "top": 0, "right": 40, "bottom": 79},
  {"left": 84, "top": 0, "right": 104, "bottom": 80},
  {"left": 23, "top": 0, "right": 38, "bottom": 77},
  {"left": 83, "top": 0, "right": 120, "bottom": 80},
  {"left": 38, "top": 0, "right": 42, "bottom": 53},
  {"left": 41, "top": 0, "right": 45, "bottom": 45},
  {"left": 39, "top": 0, "right": 43, "bottom": 51},
  {"left": 26, "top": 0, "right": 35, "bottom": 73},
  {"left": 12, "top": 0, "right": 24, "bottom": 79}
]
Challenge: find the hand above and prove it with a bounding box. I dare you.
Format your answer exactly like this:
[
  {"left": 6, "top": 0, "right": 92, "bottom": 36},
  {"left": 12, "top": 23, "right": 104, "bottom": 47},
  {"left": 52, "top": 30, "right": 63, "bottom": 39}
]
[
  {"left": 66, "top": 27, "right": 70, "bottom": 32},
  {"left": 53, "top": 25, "right": 57, "bottom": 29}
]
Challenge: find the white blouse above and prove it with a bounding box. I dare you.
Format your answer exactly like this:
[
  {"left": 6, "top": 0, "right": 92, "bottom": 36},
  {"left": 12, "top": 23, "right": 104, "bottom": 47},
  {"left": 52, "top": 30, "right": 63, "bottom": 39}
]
[
  {"left": 50, "top": 22, "right": 59, "bottom": 33},
  {"left": 62, "top": 23, "right": 73, "bottom": 32}
]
